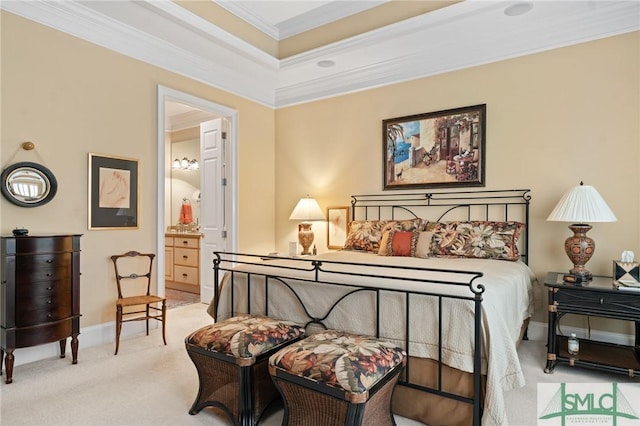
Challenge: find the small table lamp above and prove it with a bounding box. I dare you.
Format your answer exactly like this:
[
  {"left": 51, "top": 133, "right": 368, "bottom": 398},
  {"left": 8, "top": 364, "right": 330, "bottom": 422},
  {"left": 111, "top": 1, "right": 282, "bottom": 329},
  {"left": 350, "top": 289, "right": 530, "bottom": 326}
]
[
  {"left": 547, "top": 181, "right": 617, "bottom": 281},
  {"left": 289, "top": 195, "right": 325, "bottom": 255}
]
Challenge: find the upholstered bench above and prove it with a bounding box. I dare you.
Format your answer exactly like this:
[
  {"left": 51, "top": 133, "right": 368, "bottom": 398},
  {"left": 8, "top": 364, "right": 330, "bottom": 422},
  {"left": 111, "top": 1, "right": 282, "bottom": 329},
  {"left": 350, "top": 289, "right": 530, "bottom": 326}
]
[
  {"left": 269, "top": 330, "right": 406, "bottom": 426},
  {"left": 185, "top": 315, "right": 305, "bottom": 426}
]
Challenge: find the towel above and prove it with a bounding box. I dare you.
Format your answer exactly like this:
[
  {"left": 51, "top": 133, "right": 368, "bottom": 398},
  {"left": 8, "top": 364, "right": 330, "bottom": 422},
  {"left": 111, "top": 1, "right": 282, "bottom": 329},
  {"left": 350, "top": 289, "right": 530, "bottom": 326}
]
[{"left": 179, "top": 202, "right": 193, "bottom": 224}]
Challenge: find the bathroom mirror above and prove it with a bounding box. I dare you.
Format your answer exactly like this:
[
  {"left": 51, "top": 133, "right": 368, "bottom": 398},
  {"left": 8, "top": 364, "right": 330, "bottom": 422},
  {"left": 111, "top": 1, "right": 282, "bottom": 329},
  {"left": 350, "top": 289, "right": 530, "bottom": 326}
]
[{"left": 1, "top": 161, "right": 58, "bottom": 207}]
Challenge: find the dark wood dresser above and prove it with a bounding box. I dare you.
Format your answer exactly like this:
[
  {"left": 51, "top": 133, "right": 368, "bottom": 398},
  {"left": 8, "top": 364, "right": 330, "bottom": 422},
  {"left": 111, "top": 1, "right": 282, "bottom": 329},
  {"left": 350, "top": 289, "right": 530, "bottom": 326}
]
[{"left": 1, "top": 234, "right": 81, "bottom": 383}]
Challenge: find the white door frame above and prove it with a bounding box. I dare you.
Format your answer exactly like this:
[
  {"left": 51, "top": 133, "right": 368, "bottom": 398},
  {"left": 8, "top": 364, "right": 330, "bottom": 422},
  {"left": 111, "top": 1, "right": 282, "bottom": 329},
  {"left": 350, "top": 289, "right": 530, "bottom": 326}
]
[{"left": 156, "top": 85, "right": 238, "bottom": 298}]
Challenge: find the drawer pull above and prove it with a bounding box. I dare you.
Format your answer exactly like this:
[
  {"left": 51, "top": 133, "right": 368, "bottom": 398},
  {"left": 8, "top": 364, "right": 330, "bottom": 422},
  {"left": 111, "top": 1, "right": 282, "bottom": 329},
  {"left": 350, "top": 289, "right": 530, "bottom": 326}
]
[
  {"left": 46, "top": 287, "right": 52, "bottom": 290},
  {"left": 182, "top": 255, "right": 188, "bottom": 259},
  {"left": 182, "top": 241, "right": 189, "bottom": 245},
  {"left": 600, "top": 298, "right": 604, "bottom": 305},
  {"left": 47, "top": 313, "right": 52, "bottom": 318},
  {"left": 182, "top": 273, "right": 188, "bottom": 277},
  {"left": 47, "top": 300, "right": 52, "bottom": 304},
  {"left": 46, "top": 273, "right": 53, "bottom": 277},
  {"left": 46, "top": 259, "right": 53, "bottom": 263}
]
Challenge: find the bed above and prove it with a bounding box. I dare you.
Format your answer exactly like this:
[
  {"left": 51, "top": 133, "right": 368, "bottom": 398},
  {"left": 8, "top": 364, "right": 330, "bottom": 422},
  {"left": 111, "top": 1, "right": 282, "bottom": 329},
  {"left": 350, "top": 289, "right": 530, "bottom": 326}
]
[{"left": 207, "top": 189, "right": 535, "bottom": 426}]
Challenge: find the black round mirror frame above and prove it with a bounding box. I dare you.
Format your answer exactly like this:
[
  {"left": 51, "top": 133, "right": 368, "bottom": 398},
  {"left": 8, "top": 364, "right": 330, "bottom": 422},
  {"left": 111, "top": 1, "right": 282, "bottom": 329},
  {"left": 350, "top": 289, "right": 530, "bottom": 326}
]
[{"left": 1, "top": 161, "right": 58, "bottom": 207}]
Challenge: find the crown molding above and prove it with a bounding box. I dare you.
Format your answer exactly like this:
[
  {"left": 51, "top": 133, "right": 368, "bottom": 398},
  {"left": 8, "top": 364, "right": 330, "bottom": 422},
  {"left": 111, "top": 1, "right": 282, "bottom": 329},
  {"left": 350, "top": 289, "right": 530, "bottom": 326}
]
[
  {"left": 2, "top": 0, "right": 638, "bottom": 109},
  {"left": 1, "top": 0, "right": 278, "bottom": 107},
  {"left": 275, "top": 0, "right": 640, "bottom": 107},
  {"left": 216, "top": 0, "right": 388, "bottom": 40}
]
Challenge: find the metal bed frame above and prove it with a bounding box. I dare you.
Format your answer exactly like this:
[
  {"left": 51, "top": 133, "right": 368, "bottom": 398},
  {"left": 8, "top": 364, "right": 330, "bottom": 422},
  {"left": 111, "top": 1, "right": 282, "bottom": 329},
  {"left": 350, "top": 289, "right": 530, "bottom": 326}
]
[{"left": 212, "top": 189, "right": 531, "bottom": 426}]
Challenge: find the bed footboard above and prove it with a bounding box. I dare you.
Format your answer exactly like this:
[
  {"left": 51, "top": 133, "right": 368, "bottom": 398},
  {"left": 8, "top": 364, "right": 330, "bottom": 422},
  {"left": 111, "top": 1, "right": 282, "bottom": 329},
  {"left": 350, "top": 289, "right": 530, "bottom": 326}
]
[{"left": 211, "top": 252, "right": 486, "bottom": 426}]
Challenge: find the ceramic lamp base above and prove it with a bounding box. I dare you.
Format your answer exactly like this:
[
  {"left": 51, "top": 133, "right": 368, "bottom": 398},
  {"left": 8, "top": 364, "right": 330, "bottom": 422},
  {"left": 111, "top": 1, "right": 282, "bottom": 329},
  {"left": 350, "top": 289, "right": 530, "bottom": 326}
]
[
  {"left": 297, "top": 223, "right": 314, "bottom": 255},
  {"left": 565, "top": 224, "right": 594, "bottom": 281}
]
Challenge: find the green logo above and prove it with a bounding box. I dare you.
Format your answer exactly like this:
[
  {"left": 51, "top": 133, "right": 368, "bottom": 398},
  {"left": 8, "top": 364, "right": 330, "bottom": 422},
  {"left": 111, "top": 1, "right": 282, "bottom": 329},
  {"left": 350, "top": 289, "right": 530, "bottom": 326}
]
[{"left": 539, "top": 383, "right": 638, "bottom": 425}]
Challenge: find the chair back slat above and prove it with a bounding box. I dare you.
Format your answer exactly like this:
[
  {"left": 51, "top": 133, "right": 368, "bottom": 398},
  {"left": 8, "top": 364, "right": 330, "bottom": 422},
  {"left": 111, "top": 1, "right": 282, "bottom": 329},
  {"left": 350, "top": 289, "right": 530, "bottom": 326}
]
[{"left": 110, "top": 251, "right": 155, "bottom": 300}]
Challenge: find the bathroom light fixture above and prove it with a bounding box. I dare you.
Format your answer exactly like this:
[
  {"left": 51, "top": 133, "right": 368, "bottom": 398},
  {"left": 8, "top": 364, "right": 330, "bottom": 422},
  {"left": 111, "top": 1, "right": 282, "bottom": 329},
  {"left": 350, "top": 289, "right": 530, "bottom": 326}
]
[
  {"left": 172, "top": 157, "right": 199, "bottom": 170},
  {"left": 547, "top": 181, "right": 617, "bottom": 281}
]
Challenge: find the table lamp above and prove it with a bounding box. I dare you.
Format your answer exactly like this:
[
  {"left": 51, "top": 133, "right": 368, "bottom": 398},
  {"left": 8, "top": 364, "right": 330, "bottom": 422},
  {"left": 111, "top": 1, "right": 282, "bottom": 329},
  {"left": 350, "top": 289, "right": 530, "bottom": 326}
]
[
  {"left": 289, "top": 195, "right": 325, "bottom": 255},
  {"left": 547, "top": 181, "right": 617, "bottom": 281}
]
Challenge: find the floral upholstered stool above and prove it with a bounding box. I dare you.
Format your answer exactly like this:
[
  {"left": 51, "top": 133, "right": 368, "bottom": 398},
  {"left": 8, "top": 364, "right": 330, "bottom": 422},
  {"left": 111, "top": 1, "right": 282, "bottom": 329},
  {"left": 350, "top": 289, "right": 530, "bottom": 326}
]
[
  {"left": 269, "top": 330, "right": 406, "bottom": 426},
  {"left": 185, "top": 315, "right": 305, "bottom": 426}
]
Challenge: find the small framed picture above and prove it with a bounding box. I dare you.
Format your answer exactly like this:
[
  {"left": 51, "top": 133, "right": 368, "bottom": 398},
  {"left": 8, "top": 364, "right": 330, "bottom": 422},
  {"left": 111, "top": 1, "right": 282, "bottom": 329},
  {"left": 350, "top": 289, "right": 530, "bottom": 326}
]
[
  {"left": 88, "top": 153, "right": 139, "bottom": 229},
  {"left": 327, "top": 206, "right": 350, "bottom": 249}
]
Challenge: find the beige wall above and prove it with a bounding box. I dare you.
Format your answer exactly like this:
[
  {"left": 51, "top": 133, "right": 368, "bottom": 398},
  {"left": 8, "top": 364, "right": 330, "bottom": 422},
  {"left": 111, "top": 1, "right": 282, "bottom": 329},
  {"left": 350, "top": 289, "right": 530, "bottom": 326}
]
[
  {"left": 2, "top": 10, "right": 638, "bottom": 337},
  {"left": 275, "top": 31, "right": 640, "bottom": 332},
  {"left": 0, "top": 12, "right": 276, "bottom": 327}
]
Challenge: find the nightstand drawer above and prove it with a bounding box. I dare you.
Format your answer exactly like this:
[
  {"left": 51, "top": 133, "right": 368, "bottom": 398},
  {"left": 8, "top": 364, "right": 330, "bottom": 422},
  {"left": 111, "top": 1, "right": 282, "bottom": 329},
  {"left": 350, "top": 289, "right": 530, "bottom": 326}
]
[{"left": 555, "top": 288, "right": 640, "bottom": 316}]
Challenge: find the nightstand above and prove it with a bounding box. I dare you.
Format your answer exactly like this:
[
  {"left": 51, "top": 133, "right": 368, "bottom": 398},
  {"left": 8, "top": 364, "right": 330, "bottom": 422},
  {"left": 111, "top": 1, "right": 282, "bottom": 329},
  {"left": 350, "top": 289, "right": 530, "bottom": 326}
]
[{"left": 543, "top": 272, "right": 640, "bottom": 376}]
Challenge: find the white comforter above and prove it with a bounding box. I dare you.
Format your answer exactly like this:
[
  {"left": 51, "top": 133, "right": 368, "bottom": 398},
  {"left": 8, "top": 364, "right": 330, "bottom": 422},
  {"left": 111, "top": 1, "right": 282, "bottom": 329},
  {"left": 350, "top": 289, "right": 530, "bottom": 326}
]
[{"left": 208, "top": 251, "right": 535, "bottom": 426}]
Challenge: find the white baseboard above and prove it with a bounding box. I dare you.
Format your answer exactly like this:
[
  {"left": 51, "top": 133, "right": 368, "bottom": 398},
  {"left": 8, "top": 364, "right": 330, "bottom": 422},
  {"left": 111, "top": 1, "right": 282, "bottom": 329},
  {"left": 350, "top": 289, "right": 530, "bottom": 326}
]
[
  {"left": 9, "top": 320, "right": 152, "bottom": 367},
  {"left": 526, "top": 320, "right": 634, "bottom": 346}
]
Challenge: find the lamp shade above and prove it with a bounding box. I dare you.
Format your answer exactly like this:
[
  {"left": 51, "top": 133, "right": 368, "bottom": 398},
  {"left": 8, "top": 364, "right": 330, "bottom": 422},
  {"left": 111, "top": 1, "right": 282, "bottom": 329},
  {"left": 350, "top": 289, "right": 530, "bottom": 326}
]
[
  {"left": 289, "top": 196, "right": 325, "bottom": 221},
  {"left": 547, "top": 182, "right": 617, "bottom": 223}
]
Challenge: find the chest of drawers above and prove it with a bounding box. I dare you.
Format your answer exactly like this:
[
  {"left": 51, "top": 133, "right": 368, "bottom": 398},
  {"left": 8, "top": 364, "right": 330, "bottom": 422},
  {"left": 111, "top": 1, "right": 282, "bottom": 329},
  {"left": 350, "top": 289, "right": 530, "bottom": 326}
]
[{"left": 1, "top": 234, "right": 81, "bottom": 383}]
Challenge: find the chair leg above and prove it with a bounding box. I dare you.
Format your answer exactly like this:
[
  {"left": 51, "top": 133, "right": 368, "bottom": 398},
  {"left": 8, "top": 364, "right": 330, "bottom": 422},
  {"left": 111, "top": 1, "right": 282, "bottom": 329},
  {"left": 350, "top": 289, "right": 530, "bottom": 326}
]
[
  {"left": 146, "top": 304, "right": 150, "bottom": 336},
  {"left": 115, "top": 305, "right": 123, "bottom": 355},
  {"left": 161, "top": 300, "right": 167, "bottom": 346}
]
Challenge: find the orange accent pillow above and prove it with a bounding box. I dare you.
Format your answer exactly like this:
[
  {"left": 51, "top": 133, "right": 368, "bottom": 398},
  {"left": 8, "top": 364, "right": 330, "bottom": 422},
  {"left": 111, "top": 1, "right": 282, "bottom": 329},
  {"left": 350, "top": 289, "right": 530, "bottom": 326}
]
[
  {"left": 391, "top": 231, "right": 414, "bottom": 256},
  {"left": 378, "top": 230, "right": 420, "bottom": 257}
]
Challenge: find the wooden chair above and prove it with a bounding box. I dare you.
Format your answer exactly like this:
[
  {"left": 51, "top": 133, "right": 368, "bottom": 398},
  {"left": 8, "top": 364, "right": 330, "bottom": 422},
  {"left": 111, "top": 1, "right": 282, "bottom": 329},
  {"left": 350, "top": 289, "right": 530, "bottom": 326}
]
[{"left": 110, "top": 251, "right": 166, "bottom": 355}]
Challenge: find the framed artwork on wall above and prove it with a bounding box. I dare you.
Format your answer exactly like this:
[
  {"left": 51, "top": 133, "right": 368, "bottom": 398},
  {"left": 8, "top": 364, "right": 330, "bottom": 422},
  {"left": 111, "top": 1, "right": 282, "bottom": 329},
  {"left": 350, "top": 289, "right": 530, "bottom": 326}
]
[
  {"left": 88, "top": 153, "right": 139, "bottom": 229},
  {"left": 327, "top": 206, "right": 350, "bottom": 249},
  {"left": 383, "top": 104, "right": 486, "bottom": 190}
]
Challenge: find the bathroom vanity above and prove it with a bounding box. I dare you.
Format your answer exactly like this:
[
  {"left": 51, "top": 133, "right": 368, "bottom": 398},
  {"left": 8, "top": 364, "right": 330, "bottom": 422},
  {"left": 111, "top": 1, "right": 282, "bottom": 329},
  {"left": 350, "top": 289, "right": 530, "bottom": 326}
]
[{"left": 165, "top": 232, "right": 201, "bottom": 294}]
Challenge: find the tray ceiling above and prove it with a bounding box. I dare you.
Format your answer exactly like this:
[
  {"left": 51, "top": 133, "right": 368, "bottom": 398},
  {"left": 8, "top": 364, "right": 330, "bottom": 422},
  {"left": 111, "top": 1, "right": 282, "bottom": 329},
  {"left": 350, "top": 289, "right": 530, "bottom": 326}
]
[{"left": 2, "top": 1, "right": 638, "bottom": 108}]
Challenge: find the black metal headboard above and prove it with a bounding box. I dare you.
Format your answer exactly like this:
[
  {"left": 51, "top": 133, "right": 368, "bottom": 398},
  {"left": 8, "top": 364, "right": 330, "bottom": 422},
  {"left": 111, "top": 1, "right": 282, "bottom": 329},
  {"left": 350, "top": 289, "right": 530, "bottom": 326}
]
[{"left": 350, "top": 189, "right": 532, "bottom": 264}]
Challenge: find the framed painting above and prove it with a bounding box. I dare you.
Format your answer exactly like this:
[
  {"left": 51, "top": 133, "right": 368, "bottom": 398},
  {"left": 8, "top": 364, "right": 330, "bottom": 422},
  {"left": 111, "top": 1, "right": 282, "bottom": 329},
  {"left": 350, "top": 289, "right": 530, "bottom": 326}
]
[
  {"left": 88, "top": 153, "right": 139, "bottom": 229},
  {"left": 383, "top": 104, "right": 486, "bottom": 190},
  {"left": 327, "top": 206, "right": 350, "bottom": 249}
]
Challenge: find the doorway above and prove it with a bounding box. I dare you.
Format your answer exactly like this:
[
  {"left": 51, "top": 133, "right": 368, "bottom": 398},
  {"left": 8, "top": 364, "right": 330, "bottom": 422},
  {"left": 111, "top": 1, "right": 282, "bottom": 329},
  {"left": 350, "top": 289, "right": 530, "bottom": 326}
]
[{"left": 157, "top": 86, "right": 238, "bottom": 305}]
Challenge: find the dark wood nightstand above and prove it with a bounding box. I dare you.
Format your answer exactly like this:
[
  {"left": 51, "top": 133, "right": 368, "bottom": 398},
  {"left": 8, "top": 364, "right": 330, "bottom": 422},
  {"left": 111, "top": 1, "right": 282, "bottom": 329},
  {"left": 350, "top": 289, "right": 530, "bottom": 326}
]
[{"left": 543, "top": 272, "right": 640, "bottom": 377}]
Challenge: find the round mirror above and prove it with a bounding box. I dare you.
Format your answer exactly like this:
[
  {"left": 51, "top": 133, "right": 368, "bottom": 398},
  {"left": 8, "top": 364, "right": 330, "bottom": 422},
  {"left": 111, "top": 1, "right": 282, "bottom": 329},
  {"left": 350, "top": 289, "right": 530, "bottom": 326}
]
[{"left": 1, "top": 162, "right": 58, "bottom": 207}]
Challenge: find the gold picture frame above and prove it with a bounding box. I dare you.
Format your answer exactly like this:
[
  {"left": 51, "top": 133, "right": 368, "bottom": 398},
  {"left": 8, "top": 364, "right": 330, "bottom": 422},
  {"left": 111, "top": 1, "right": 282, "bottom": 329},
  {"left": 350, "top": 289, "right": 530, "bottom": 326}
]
[{"left": 327, "top": 206, "right": 350, "bottom": 249}]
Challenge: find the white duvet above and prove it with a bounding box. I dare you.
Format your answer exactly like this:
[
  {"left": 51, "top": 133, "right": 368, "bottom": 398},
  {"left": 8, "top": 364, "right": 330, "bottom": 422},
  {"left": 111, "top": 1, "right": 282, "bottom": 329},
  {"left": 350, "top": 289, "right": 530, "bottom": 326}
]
[{"left": 208, "top": 251, "right": 535, "bottom": 425}]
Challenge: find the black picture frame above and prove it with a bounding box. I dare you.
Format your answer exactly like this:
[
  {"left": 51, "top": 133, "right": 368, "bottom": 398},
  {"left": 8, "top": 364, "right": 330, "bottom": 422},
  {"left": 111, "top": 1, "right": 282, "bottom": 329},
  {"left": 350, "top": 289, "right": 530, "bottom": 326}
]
[
  {"left": 88, "top": 153, "right": 139, "bottom": 229},
  {"left": 383, "top": 104, "right": 486, "bottom": 190}
]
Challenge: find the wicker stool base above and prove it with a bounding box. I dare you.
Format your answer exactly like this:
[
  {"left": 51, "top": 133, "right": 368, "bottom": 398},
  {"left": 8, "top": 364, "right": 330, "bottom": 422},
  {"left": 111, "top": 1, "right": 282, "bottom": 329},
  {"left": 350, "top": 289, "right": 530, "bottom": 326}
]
[
  {"left": 271, "top": 366, "right": 402, "bottom": 426},
  {"left": 186, "top": 345, "right": 277, "bottom": 425},
  {"left": 185, "top": 316, "right": 305, "bottom": 426},
  {"left": 269, "top": 331, "right": 406, "bottom": 426}
]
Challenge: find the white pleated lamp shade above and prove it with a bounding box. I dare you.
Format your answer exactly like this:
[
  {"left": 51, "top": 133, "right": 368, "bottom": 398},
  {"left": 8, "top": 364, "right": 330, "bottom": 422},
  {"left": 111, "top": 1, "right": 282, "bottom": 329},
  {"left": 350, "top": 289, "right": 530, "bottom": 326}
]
[
  {"left": 289, "top": 196, "right": 325, "bottom": 221},
  {"left": 547, "top": 182, "right": 617, "bottom": 223}
]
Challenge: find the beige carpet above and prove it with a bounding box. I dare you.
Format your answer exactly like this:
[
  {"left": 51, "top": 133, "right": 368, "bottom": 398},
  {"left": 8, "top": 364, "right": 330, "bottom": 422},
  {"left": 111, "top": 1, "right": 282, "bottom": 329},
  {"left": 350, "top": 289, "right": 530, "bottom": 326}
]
[{"left": 0, "top": 303, "right": 636, "bottom": 426}]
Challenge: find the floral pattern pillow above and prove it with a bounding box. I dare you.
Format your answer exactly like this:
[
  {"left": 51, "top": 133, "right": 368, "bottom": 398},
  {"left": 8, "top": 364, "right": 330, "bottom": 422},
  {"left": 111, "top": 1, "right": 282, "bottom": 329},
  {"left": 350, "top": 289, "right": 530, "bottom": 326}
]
[
  {"left": 381, "top": 218, "right": 428, "bottom": 233},
  {"left": 343, "top": 220, "right": 392, "bottom": 252},
  {"left": 187, "top": 315, "right": 305, "bottom": 359},
  {"left": 430, "top": 221, "right": 525, "bottom": 261},
  {"left": 343, "top": 218, "right": 426, "bottom": 253},
  {"left": 270, "top": 330, "right": 405, "bottom": 395}
]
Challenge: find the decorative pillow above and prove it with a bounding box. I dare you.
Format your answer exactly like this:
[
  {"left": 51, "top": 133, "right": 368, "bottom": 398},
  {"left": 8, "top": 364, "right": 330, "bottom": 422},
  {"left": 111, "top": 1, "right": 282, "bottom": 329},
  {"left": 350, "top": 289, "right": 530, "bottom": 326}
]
[
  {"left": 430, "top": 221, "right": 525, "bottom": 261},
  {"left": 414, "top": 231, "right": 434, "bottom": 258},
  {"left": 381, "top": 218, "right": 428, "bottom": 233},
  {"left": 378, "top": 230, "right": 419, "bottom": 257},
  {"left": 343, "top": 220, "right": 392, "bottom": 253}
]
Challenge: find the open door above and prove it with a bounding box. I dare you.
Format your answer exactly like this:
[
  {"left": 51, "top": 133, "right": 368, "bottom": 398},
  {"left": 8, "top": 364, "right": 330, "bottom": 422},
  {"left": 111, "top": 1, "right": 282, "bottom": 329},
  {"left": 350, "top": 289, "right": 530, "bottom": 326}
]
[{"left": 199, "top": 118, "right": 227, "bottom": 303}]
